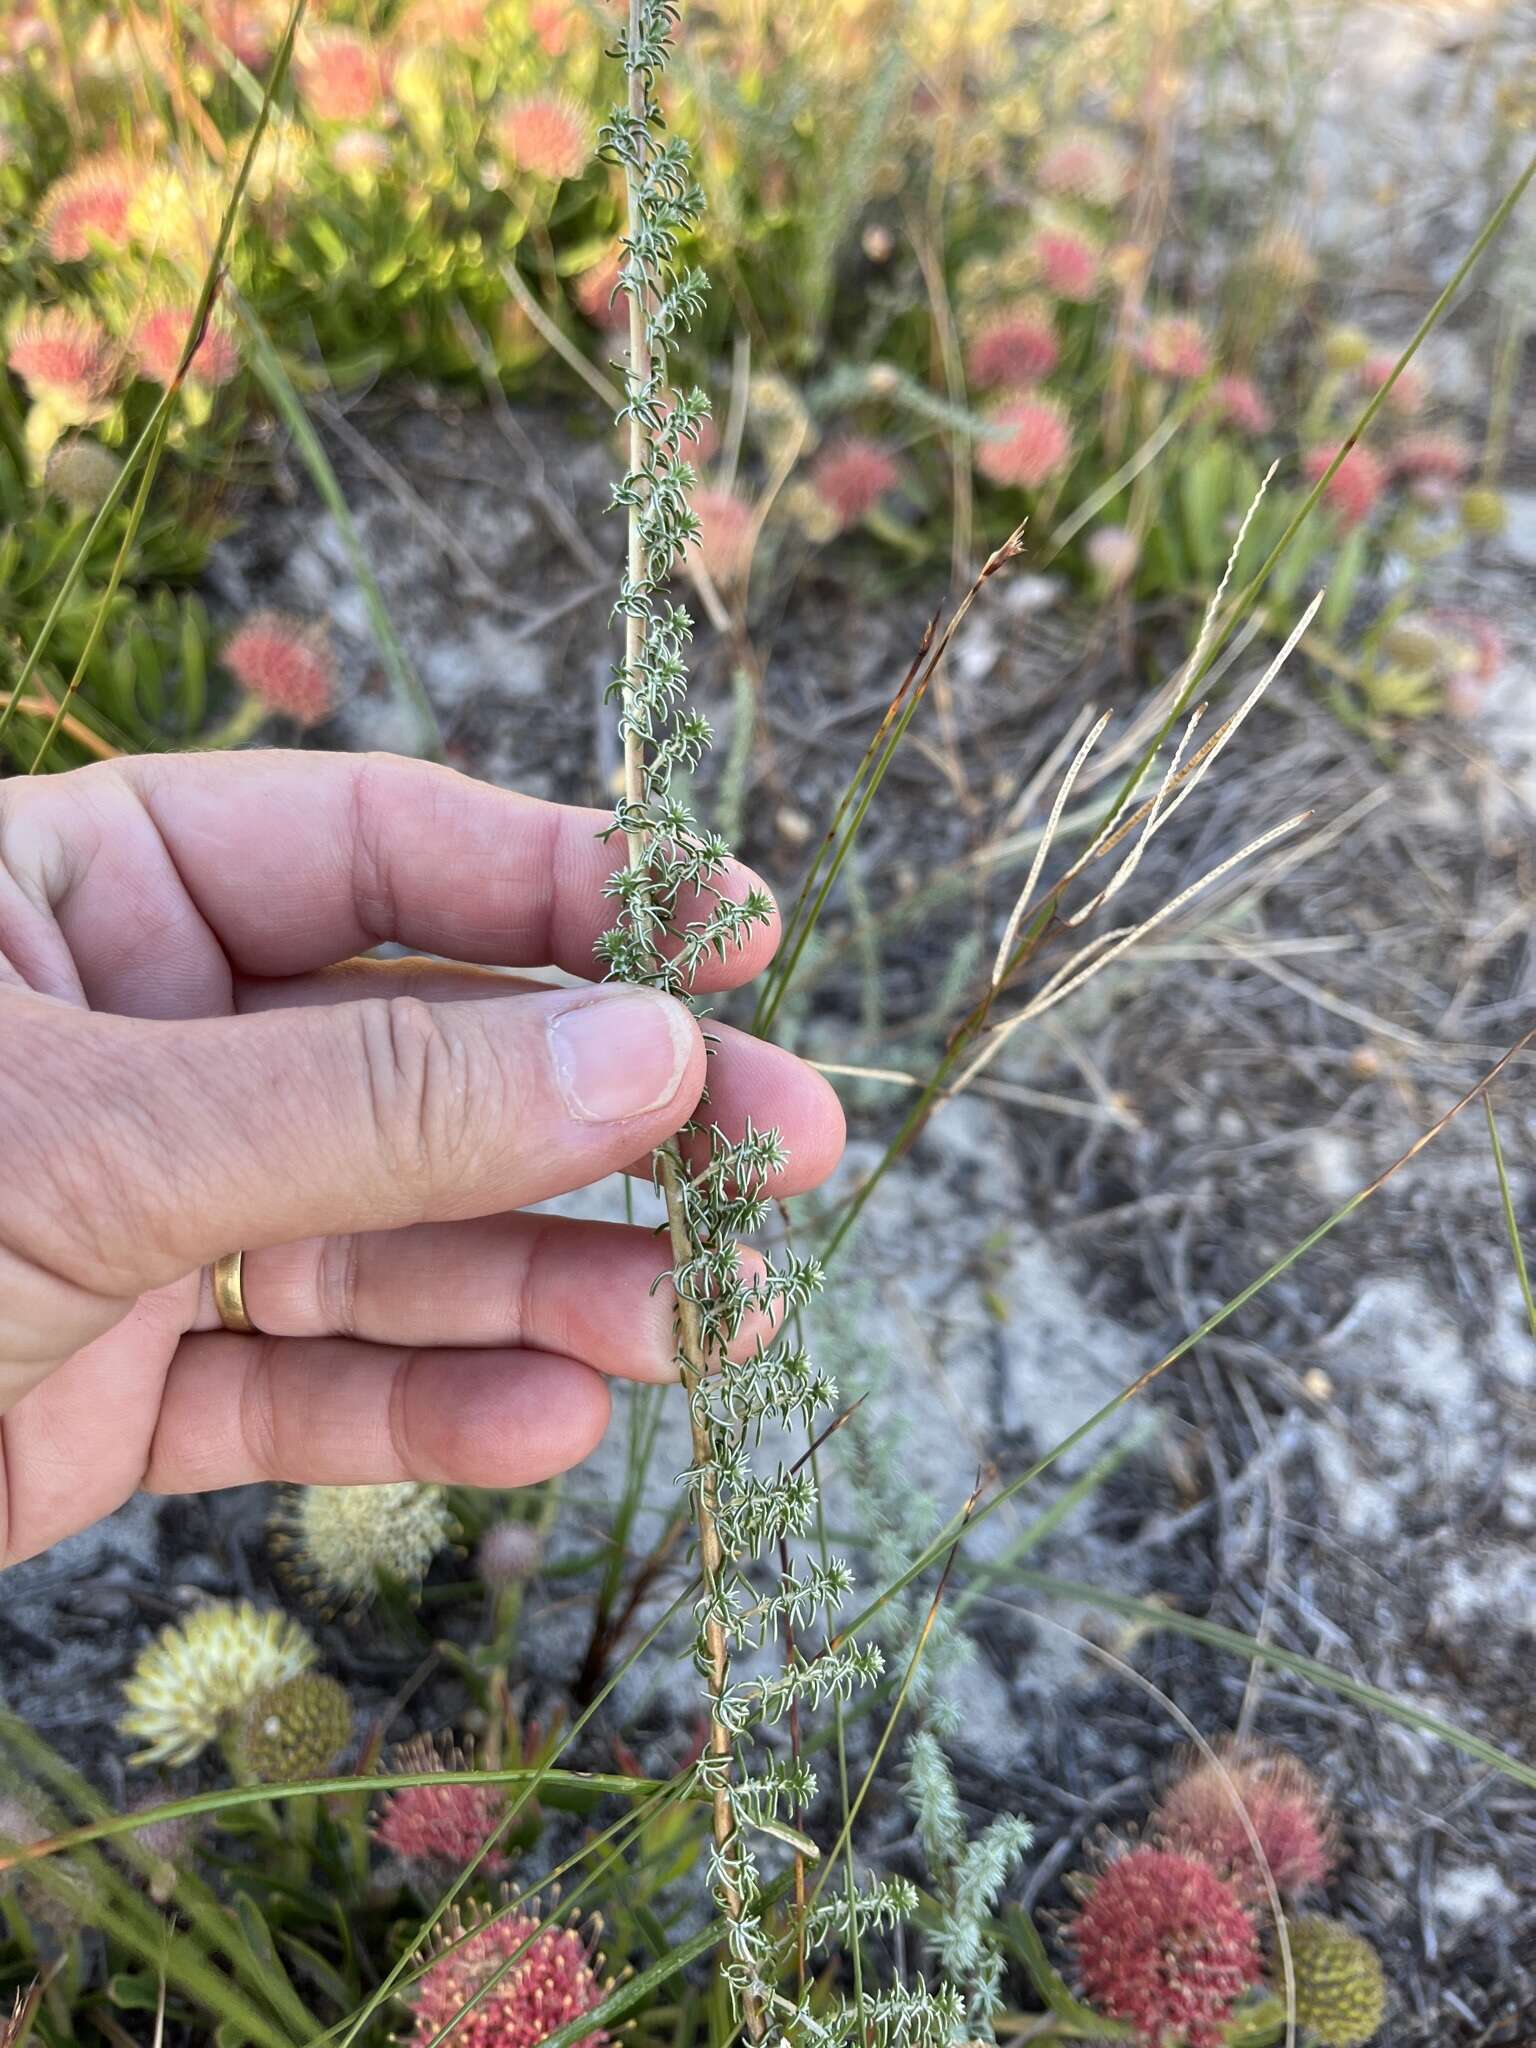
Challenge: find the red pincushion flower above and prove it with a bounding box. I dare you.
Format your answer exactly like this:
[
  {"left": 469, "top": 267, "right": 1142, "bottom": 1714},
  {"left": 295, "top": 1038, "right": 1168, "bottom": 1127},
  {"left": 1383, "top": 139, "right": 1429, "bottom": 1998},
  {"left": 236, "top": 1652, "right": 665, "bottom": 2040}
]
[
  {"left": 8, "top": 307, "right": 115, "bottom": 417},
  {"left": 573, "top": 245, "right": 627, "bottom": 333},
  {"left": 132, "top": 305, "right": 241, "bottom": 389},
  {"left": 1303, "top": 442, "right": 1387, "bottom": 528},
  {"left": 1357, "top": 351, "right": 1426, "bottom": 417},
  {"left": 1392, "top": 431, "right": 1471, "bottom": 485},
  {"left": 197, "top": 1, "right": 277, "bottom": 69},
  {"left": 687, "top": 486, "right": 755, "bottom": 587},
  {"left": 1031, "top": 226, "right": 1102, "bottom": 302},
  {"left": 395, "top": 0, "right": 488, "bottom": 43},
  {"left": 966, "top": 307, "right": 1060, "bottom": 390},
  {"left": 295, "top": 28, "right": 390, "bottom": 123},
  {"left": 373, "top": 1777, "right": 512, "bottom": 1877},
  {"left": 1070, "top": 1847, "right": 1262, "bottom": 2048},
  {"left": 1211, "top": 374, "right": 1271, "bottom": 436},
  {"left": 810, "top": 437, "right": 899, "bottom": 531},
  {"left": 495, "top": 94, "right": 591, "bottom": 182},
  {"left": 977, "top": 395, "right": 1073, "bottom": 491},
  {"left": 1136, "top": 315, "right": 1211, "bottom": 382},
  {"left": 221, "top": 613, "right": 336, "bottom": 727},
  {"left": 36, "top": 154, "right": 137, "bottom": 262},
  {"left": 407, "top": 1911, "right": 609, "bottom": 2048},
  {"left": 1036, "top": 131, "right": 1129, "bottom": 208},
  {"left": 1153, "top": 1751, "right": 1332, "bottom": 1900}
]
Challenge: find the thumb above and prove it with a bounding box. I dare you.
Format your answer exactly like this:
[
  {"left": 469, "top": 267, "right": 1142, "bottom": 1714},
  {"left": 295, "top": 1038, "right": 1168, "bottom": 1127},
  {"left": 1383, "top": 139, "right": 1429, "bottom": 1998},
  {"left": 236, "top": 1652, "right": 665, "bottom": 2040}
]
[{"left": 1, "top": 982, "right": 703, "bottom": 1371}]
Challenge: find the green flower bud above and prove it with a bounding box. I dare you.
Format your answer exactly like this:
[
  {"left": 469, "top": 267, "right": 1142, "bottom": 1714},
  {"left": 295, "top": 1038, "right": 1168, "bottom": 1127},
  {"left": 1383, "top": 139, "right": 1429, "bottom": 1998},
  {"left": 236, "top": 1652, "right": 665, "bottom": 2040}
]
[
  {"left": 1282, "top": 1915, "right": 1387, "bottom": 2047},
  {"left": 1460, "top": 486, "right": 1507, "bottom": 537},
  {"left": 239, "top": 1674, "right": 354, "bottom": 1783},
  {"left": 1322, "top": 325, "right": 1371, "bottom": 371}
]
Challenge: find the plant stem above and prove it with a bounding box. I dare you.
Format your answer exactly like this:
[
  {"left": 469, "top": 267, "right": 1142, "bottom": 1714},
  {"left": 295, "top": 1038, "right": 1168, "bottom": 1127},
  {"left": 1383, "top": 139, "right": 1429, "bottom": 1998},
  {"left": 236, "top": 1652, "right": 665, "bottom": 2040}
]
[{"left": 617, "top": 6, "right": 759, "bottom": 2028}]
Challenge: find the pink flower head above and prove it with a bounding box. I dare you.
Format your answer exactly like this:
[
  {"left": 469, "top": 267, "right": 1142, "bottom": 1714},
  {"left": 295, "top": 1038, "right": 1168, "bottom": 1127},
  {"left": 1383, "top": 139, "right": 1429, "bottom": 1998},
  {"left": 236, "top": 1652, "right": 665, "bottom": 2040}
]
[
  {"left": 1031, "top": 225, "right": 1102, "bottom": 302},
  {"left": 1303, "top": 441, "right": 1387, "bottom": 528},
  {"left": 966, "top": 305, "right": 1060, "bottom": 391},
  {"left": 810, "top": 436, "right": 899, "bottom": 531},
  {"left": 1036, "top": 130, "right": 1129, "bottom": 208},
  {"left": 687, "top": 486, "right": 755, "bottom": 587},
  {"left": 295, "top": 28, "right": 390, "bottom": 124},
  {"left": 573, "top": 245, "right": 627, "bottom": 333},
  {"left": 494, "top": 94, "right": 591, "bottom": 182},
  {"left": 8, "top": 307, "right": 115, "bottom": 416},
  {"left": 407, "top": 1910, "right": 609, "bottom": 2048},
  {"left": 132, "top": 305, "right": 241, "bottom": 389},
  {"left": 976, "top": 394, "right": 1073, "bottom": 491},
  {"left": 197, "top": 0, "right": 277, "bottom": 69},
  {"left": 1393, "top": 430, "right": 1471, "bottom": 494},
  {"left": 1211, "top": 374, "right": 1271, "bottom": 436},
  {"left": 222, "top": 612, "right": 336, "bottom": 726},
  {"left": 372, "top": 1747, "right": 512, "bottom": 1876},
  {"left": 1070, "top": 1847, "right": 1262, "bottom": 2048},
  {"left": 528, "top": 0, "right": 577, "bottom": 55},
  {"left": 36, "top": 154, "right": 137, "bottom": 262},
  {"left": 395, "top": 0, "right": 488, "bottom": 43},
  {"left": 1136, "top": 314, "right": 1210, "bottom": 382},
  {"left": 1358, "top": 351, "right": 1426, "bottom": 417},
  {"left": 1153, "top": 1750, "right": 1333, "bottom": 1900}
]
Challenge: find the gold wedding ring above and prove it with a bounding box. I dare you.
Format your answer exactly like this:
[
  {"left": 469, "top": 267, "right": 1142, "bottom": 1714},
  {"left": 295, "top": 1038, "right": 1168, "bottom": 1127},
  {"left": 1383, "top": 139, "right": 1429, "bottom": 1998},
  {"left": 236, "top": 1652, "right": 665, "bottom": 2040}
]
[{"left": 212, "top": 1250, "right": 258, "bottom": 1334}]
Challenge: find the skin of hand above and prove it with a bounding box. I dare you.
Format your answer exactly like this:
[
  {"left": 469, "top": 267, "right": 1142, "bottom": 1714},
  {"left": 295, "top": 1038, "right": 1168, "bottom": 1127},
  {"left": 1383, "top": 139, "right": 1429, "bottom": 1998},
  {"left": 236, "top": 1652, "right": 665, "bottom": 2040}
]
[{"left": 0, "top": 750, "right": 845, "bottom": 1570}]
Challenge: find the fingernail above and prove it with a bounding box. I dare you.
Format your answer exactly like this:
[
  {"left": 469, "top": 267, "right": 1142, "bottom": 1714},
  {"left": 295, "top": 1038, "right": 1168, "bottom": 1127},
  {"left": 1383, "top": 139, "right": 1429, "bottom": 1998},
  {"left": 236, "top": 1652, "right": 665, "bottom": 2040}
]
[{"left": 548, "top": 991, "right": 694, "bottom": 1124}]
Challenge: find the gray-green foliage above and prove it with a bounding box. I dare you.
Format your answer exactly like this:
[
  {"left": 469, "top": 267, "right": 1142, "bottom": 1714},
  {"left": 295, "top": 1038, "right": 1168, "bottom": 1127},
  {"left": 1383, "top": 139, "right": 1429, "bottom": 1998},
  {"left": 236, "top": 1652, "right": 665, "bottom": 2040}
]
[
  {"left": 906, "top": 1731, "right": 1034, "bottom": 2037},
  {"left": 597, "top": 2, "right": 975, "bottom": 2038}
]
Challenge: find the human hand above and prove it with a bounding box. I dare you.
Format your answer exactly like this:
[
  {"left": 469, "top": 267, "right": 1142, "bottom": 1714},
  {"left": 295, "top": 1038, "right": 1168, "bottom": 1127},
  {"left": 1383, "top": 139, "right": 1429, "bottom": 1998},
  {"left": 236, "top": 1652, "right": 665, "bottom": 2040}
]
[{"left": 0, "top": 751, "right": 844, "bottom": 1568}]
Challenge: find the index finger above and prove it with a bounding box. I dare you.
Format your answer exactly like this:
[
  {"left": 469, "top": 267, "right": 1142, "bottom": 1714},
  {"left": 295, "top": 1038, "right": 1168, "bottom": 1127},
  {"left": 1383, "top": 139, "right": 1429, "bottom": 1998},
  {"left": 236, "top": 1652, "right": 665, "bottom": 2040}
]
[{"left": 13, "top": 750, "right": 780, "bottom": 993}]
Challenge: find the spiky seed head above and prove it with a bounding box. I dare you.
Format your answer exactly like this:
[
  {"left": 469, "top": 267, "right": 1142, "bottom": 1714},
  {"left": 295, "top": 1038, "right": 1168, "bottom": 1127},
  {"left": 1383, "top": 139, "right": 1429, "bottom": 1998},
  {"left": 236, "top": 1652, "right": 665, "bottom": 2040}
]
[
  {"left": 687, "top": 486, "right": 756, "bottom": 588},
  {"left": 372, "top": 1736, "right": 513, "bottom": 1876},
  {"left": 273, "top": 1481, "right": 455, "bottom": 1608},
  {"left": 1461, "top": 485, "right": 1507, "bottom": 537},
  {"left": 295, "top": 27, "right": 390, "bottom": 123},
  {"left": 1392, "top": 430, "right": 1471, "bottom": 504},
  {"left": 43, "top": 436, "right": 121, "bottom": 512},
  {"left": 781, "top": 481, "right": 842, "bottom": 544},
  {"left": 1281, "top": 1916, "right": 1387, "bottom": 2046},
  {"left": 7, "top": 307, "right": 115, "bottom": 421},
  {"left": 1030, "top": 223, "right": 1103, "bottom": 301},
  {"left": 36, "top": 153, "right": 137, "bottom": 261},
  {"left": 131, "top": 304, "right": 241, "bottom": 389},
  {"left": 1211, "top": 374, "right": 1272, "bottom": 436},
  {"left": 976, "top": 394, "right": 1074, "bottom": 491},
  {"left": 1086, "top": 524, "right": 1139, "bottom": 590},
  {"left": 221, "top": 611, "right": 338, "bottom": 727},
  {"left": 1036, "top": 129, "right": 1130, "bottom": 208},
  {"left": 406, "top": 1907, "right": 610, "bottom": 2048},
  {"left": 965, "top": 304, "right": 1060, "bottom": 390},
  {"left": 809, "top": 437, "right": 899, "bottom": 532},
  {"left": 1135, "top": 314, "right": 1211, "bottom": 382},
  {"left": 747, "top": 372, "right": 813, "bottom": 455},
  {"left": 238, "top": 1673, "right": 354, "bottom": 1783},
  {"left": 494, "top": 94, "right": 591, "bottom": 182},
  {"left": 476, "top": 1519, "right": 544, "bottom": 1588},
  {"left": 1153, "top": 1747, "right": 1332, "bottom": 1900},
  {"left": 1248, "top": 224, "right": 1316, "bottom": 292},
  {"left": 1303, "top": 443, "right": 1387, "bottom": 529},
  {"left": 1069, "top": 1846, "right": 1262, "bottom": 2048},
  {"left": 118, "top": 1601, "right": 317, "bottom": 1766}
]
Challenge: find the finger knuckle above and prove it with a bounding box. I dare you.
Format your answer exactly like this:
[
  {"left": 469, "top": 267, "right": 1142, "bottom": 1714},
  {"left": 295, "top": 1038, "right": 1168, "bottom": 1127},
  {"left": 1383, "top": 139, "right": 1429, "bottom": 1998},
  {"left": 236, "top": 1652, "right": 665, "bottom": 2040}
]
[{"left": 354, "top": 995, "right": 495, "bottom": 1192}]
